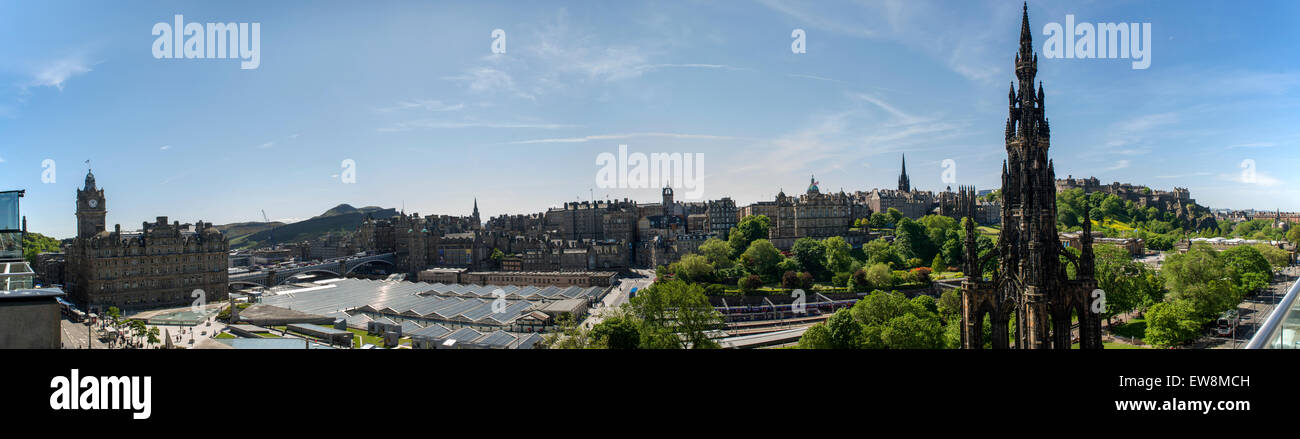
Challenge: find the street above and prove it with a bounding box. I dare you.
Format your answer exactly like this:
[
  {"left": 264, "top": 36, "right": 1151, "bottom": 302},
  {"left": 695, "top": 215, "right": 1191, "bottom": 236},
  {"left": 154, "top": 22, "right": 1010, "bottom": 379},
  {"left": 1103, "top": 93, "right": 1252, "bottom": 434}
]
[
  {"left": 582, "top": 268, "right": 655, "bottom": 330},
  {"left": 1202, "top": 263, "right": 1297, "bottom": 349}
]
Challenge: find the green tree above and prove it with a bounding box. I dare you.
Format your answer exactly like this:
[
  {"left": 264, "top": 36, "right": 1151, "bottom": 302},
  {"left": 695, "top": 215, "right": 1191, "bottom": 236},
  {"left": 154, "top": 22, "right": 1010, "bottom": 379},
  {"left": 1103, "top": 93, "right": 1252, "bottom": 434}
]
[
  {"left": 848, "top": 269, "right": 870, "bottom": 292},
  {"left": 886, "top": 208, "right": 904, "bottom": 226},
  {"left": 781, "top": 270, "right": 800, "bottom": 289},
  {"left": 739, "top": 275, "right": 763, "bottom": 294},
  {"left": 862, "top": 238, "right": 902, "bottom": 268},
  {"left": 741, "top": 239, "right": 782, "bottom": 279},
  {"left": 729, "top": 215, "right": 771, "bottom": 257},
  {"left": 698, "top": 237, "right": 734, "bottom": 269},
  {"left": 797, "top": 323, "right": 833, "bottom": 349},
  {"left": 825, "top": 308, "right": 863, "bottom": 349},
  {"left": 1092, "top": 244, "right": 1162, "bottom": 326},
  {"left": 1221, "top": 245, "right": 1273, "bottom": 296},
  {"left": 22, "top": 232, "right": 63, "bottom": 264},
  {"left": 869, "top": 212, "right": 890, "bottom": 229},
  {"left": 865, "top": 263, "right": 893, "bottom": 290},
  {"left": 590, "top": 316, "right": 641, "bottom": 349},
  {"left": 668, "top": 254, "right": 714, "bottom": 283},
  {"left": 937, "top": 289, "right": 961, "bottom": 321},
  {"left": 791, "top": 237, "right": 828, "bottom": 279},
  {"left": 628, "top": 280, "right": 724, "bottom": 349},
  {"left": 822, "top": 236, "right": 854, "bottom": 274},
  {"left": 880, "top": 313, "right": 945, "bottom": 349},
  {"left": 910, "top": 295, "right": 938, "bottom": 316},
  {"left": 1252, "top": 243, "right": 1290, "bottom": 268},
  {"left": 894, "top": 217, "right": 938, "bottom": 263},
  {"left": 851, "top": 290, "right": 912, "bottom": 326},
  {"left": 930, "top": 254, "right": 946, "bottom": 273},
  {"left": 1144, "top": 300, "right": 1202, "bottom": 348}
]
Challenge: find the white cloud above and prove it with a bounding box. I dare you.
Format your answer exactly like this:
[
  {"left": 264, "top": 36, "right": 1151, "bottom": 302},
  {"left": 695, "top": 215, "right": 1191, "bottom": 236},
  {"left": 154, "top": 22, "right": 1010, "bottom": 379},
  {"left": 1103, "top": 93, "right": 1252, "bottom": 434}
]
[
  {"left": 446, "top": 10, "right": 741, "bottom": 102},
  {"left": 160, "top": 145, "right": 171, "bottom": 151},
  {"left": 258, "top": 142, "right": 275, "bottom": 149},
  {"left": 848, "top": 92, "right": 919, "bottom": 124},
  {"left": 1098, "top": 112, "right": 1180, "bottom": 154},
  {"left": 443, "top": 67, "right": 533, "bottom": 100},
  {"left": 1218, "top": 171, "right": 1282, "bottom": 188},
  {"left": 26, "top": 55, "right": 93, "bottom": 91},
  {"left": 1105, "top": 160, "right": 1130, "bottom": 171},
  {"left": 758, "top": 0, "right": 1018, "bottom": 83}
]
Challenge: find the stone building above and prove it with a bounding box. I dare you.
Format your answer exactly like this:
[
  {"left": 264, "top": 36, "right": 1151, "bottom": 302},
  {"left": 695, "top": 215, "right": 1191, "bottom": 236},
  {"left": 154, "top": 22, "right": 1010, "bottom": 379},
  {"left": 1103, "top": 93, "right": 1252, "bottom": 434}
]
[
  {"left": 861, "top": 188, "right": 932, "bottom": 220},
  {"left": 1060, "top": 231, "right": 1144, "bottom": 257},
  {"left": 705, "top": 197, "right": 738, "bottom": 239},
  {"left": 64, "top": 171, "right": 229, "bottom": 311},
  {"left": 739, "top": 176, "right": 866, "bottom": 249},
  {"left": 959, "top": 5, "right": 1102, "bottom": 350},
  {"left": 33, "top": 252, "right": 66, "bottom": 286}
]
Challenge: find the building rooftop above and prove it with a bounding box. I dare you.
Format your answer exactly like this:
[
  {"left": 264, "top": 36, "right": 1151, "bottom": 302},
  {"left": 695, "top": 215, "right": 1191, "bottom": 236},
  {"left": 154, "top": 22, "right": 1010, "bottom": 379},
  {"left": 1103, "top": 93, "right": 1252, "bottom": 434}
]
[{"left": 0, "top": 287, "right": 65, "bottom": 301}]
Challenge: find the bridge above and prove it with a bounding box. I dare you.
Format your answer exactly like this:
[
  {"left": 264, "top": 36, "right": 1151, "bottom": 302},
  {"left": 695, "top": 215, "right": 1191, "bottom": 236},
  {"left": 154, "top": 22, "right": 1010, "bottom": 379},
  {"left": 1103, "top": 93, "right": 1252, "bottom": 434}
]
[{"left": 228, "top": 253, "right": 396, "bottom": 288}]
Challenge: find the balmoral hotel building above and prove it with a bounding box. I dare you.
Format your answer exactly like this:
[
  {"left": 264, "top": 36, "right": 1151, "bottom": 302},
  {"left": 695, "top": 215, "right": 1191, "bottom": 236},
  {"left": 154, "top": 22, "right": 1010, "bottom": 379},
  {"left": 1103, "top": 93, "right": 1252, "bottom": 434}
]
[{"left": 65, "top": 170, "right": 229, "bottom": 311}]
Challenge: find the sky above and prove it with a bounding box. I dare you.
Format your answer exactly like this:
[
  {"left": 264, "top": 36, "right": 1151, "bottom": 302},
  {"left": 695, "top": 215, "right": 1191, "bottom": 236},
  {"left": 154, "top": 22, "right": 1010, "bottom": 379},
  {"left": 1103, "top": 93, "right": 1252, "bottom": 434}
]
[{"left": 2, "top": 0, "right": 1298, "bottom": 239}]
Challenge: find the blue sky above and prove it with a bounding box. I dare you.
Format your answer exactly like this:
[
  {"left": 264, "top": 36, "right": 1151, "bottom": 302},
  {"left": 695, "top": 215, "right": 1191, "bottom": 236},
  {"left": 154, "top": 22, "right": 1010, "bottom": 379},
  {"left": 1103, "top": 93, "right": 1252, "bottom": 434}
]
[{"left": 2, "top": 0, "right": 1298, "bottom": 239}]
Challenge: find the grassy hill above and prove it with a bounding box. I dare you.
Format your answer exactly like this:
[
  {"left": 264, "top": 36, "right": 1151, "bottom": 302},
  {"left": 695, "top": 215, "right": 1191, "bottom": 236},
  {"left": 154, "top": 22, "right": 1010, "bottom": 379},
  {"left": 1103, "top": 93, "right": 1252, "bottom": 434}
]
[{"left": 218, "top": 204, "right": 399, "bottom": 249}]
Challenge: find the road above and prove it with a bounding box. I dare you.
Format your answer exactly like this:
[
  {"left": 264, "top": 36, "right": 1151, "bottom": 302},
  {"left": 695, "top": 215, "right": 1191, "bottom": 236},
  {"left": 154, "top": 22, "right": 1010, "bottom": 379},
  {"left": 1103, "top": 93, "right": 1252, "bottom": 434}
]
[
  {"left": 1203, "top": 263, "right": 1297, "bottom": 349},
  {"left": 59, "top": 317, "right": 109, "bottom": 349},
  {"left": 582, "top": 269, "right": 655, "bottom": 330}
]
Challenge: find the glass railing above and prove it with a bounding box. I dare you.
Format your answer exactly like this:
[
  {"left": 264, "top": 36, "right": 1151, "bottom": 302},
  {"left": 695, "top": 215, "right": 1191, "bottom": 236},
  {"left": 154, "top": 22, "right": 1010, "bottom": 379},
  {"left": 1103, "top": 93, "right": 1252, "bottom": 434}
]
[
  {"left": 1, "top": 261, "right": 36, "bottom": 291},
  {"left": 1245, "top": 273, "right": 1300, "bottom": 349}
]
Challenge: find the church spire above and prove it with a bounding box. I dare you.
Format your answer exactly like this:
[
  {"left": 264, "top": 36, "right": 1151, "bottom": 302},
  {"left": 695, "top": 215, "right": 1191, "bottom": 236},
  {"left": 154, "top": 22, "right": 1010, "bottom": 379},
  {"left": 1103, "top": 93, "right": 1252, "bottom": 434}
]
[{"left": 897, "top": 153, "right": 911, "bottom": 192}]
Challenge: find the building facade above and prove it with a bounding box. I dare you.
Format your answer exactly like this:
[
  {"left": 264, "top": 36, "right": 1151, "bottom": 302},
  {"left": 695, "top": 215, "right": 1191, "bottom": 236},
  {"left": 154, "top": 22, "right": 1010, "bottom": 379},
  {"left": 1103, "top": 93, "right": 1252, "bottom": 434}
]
[{"left": 64, "top": 171, "right": 229, "bottom": 311}]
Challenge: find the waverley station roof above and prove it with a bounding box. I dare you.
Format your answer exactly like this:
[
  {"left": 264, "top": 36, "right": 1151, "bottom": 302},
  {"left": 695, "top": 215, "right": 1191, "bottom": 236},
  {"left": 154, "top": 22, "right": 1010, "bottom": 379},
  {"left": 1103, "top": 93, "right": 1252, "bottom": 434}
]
[{"left": 258, "top": 278, "right": 606, "bottom": 333}]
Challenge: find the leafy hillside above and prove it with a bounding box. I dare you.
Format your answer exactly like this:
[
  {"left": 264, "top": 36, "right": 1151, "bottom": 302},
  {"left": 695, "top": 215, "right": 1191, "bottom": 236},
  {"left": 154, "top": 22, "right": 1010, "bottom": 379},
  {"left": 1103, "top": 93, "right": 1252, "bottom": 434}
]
[
  {"left": 22, "top": 232, "right": 62, "bottom": 263},
  {"left": 219, "top": 204, "right": 399, "bottom": 249}
]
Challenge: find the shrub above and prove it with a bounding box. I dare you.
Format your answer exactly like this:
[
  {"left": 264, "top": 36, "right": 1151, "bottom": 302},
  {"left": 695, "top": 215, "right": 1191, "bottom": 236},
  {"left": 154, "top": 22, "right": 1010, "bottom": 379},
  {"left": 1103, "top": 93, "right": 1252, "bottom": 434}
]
[
  {"left": 798, "top": 271, "right": 815, "bottom": 290},
  {"left": 911, "top": 267, "right": 932, "bottom": 284},
  {"left": 782, "top": 271, "right": 800, "bottom": 289},
  {"left": 739, "top": 275, "right": 763, "bottom": 293}
]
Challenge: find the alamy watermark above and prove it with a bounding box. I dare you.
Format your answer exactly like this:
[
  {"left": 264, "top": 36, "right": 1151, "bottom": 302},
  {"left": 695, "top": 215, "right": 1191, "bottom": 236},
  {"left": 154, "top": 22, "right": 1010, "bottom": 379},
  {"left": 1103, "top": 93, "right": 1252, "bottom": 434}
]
[
  {"left": 1042, "top": 15, "right": 1151, "bottom": 69},
  {"left": 596, "top": 144, "right": 704, "bottom": 199},
  {"left": 152, "top": 14, "right": 260, "bottom": 69}
]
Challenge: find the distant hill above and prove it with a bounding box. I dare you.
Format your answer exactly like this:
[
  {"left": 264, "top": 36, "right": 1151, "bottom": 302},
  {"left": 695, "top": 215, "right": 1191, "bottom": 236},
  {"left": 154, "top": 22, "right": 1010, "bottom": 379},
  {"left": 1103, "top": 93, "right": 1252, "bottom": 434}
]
[
  {"left": 317, "top": 204, "right": 391, "bottom": 218},
  {"left": 213, "top": 221, "right": 285, "bottom": 241},
  {"left": 218, "top": 204, "right": 399, "bottom": 249}
]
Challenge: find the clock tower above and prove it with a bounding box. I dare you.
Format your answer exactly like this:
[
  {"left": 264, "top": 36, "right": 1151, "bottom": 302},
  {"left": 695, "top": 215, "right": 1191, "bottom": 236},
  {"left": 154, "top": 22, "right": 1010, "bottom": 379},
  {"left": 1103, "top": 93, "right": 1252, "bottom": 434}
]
[{"left": 76, "top": 169, "right": 106, "bottom": 239}]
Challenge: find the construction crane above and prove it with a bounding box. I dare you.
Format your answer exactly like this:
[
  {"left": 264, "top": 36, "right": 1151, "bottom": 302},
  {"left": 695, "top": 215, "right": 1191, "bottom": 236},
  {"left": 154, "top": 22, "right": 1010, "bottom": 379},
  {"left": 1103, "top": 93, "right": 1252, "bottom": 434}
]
[{"left": 262, "top": 209, "right": 275, "bottom": 249}]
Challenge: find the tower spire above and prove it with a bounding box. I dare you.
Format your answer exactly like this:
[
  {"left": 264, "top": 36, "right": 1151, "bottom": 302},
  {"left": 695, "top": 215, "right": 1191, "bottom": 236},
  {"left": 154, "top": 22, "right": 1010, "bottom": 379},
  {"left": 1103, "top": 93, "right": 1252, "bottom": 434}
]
[
  {"left": 898, "top": 153, "right": 911, "bottom": 192},
  {"left": 1019, "top": 2, "right": 1033, "bottom": 58}
]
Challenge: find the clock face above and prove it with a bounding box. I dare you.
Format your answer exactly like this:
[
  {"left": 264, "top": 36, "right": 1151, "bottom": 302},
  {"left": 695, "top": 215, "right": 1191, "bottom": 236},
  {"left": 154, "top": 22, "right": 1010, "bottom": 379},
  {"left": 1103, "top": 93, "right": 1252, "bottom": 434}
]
[{"left": 88, "top": 199, "right": 98, "bottom": 208}]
